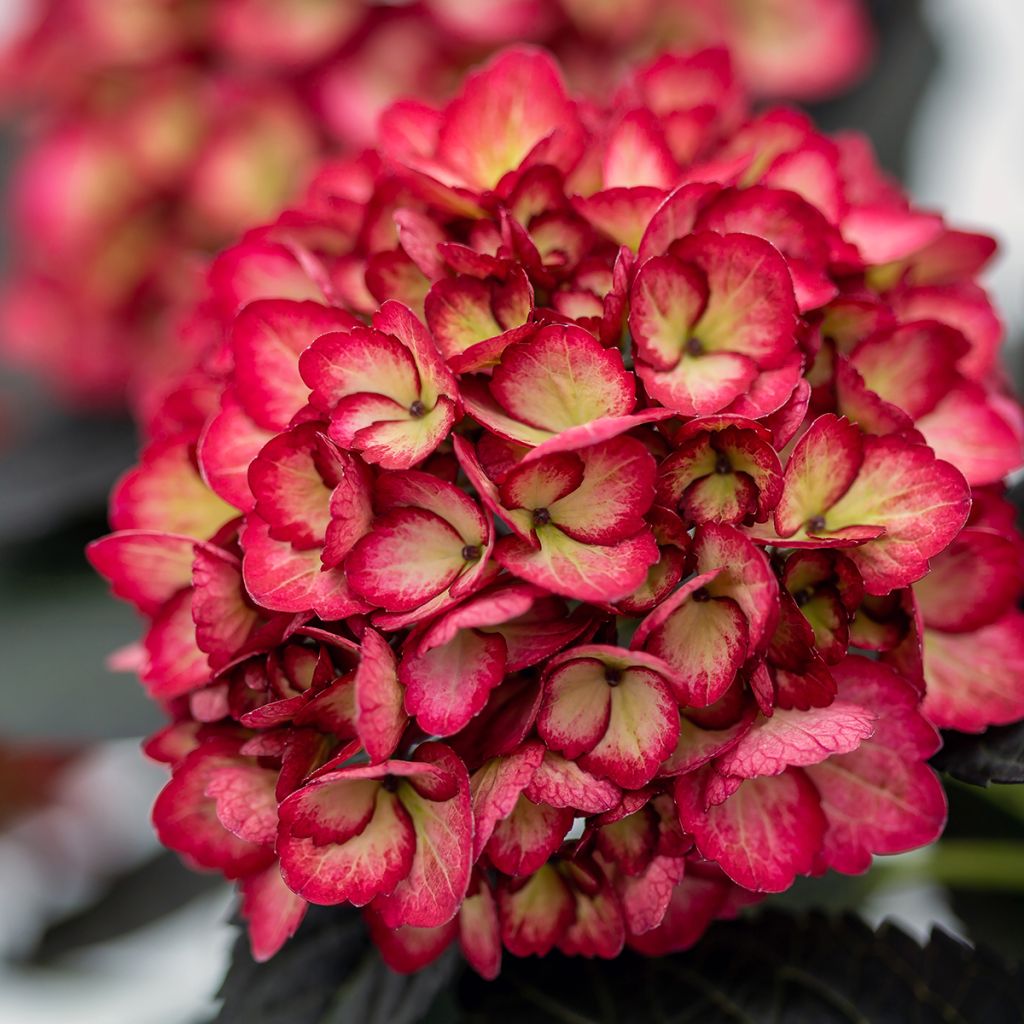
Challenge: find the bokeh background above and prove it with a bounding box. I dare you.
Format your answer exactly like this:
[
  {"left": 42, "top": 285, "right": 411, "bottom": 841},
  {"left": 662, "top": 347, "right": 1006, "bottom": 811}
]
[{"left": 0, "top": 1, "right": 1022, "bottom": 1021}]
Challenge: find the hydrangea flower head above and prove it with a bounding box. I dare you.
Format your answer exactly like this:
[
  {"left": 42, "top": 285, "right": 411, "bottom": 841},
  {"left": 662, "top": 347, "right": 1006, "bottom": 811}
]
[{"left": 92, "top": 46, "right": 1024, "bottom": 974}]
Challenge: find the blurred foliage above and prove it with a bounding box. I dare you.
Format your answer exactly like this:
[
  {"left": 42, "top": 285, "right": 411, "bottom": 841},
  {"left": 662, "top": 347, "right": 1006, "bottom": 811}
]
[
  {"left": 0, "top": 509, "right": 159, "bottom": 741},
  {"left": 213, "top": 907, "right": 1024, "bottom": 1024},
  {"left": 215, "top": 906, "right": 459, "bottom": 1024},
  {"left": 934, "top": 726, "right": 1024, "bottom": 786},
  {"left": 0, "top": 738, "right": 77, "bottom": 826}
]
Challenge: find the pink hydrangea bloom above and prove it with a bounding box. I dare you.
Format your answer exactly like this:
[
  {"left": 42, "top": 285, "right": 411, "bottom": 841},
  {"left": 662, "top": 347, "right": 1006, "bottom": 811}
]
[
  {"left": 91, "top": 47, "right": 1023, "bottom": 974},
  {"left": 0, "top": 0, "right": 872, "bottom": 407}
]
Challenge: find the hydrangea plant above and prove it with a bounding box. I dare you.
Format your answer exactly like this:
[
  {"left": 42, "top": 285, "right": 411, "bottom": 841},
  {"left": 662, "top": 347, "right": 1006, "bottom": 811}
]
[
  {"left": 0, "top": 0, "right": 872, "bottom": 407},
  {"left": 90, "top": 47, "right": 1024, "bottom": 976}
]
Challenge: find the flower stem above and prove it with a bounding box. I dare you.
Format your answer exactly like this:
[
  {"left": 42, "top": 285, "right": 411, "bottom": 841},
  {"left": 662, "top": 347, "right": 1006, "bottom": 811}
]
[{"left": 875, "top": 840, "right": 1024, "bottom": 891}]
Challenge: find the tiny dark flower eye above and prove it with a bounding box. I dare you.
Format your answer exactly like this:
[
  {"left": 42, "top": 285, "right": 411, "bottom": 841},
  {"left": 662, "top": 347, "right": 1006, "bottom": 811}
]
[
  {"left": 532, "top": 507, "right": 552, "bottom": 526},
  {"left": 408, "top": 400, "right": 426, "bottom": 418}
]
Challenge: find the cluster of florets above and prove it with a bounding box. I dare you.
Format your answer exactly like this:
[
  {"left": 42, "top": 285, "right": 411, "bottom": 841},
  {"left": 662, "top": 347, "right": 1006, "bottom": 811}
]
[
  {"left": 0, "top": 0, "right": 871, "bottom": 407},
  {"left": 92, "top": 47, "right": 1024, "bottom": 975}
]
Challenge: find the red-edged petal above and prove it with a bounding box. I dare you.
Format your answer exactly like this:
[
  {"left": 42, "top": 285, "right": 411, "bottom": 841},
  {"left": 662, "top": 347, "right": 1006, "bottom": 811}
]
[
  {"left": 806, "top": 656, "right": 945, "bottom": 873},
  {"left": 694, "top": 522, "right": 779, "bottom": 653},
  {"left": 916, "top": 382, "right": 1024, "bottom": 487},
  {"left": 629, "top": 254, "right": 708, "bottom": 371},
  {"left": 548, "top": 437, "right": 657, "bottom": 545},
  {"left": 822, "top": 436, "right": 970, "bottom": 594},
  {"left": 154, "top": 741, "right": 274, "bottom": 879},
  {"left": 916, "top": 528, "right": 1023, "bottom": 633},
  {"left": 470, "top": 743, "right": 546, "bottom": 861},
  {"left": 248, "top": 425, "right": 336, "bottom": 548},
  {"left": 401, "top": 628, "right": 507, "bottom": 736},
  {"left": 922, "top": 612, "right": 1024, "bottom": 733},
  {"left": 191, "top": 545, "right": 259, "bottom": 668},
  {"left": 625, "top": 871, "right": 729, "bottom": 953},
  {"left": 675, "top": 768, "right": 826, "bottom": 892},
  {"left": 524, "top": 750, "right": 621, "bottom": 814},
  {"left": 774, "top": 414, "right": 863, "bottom": 537},
  {"left": 233, "top": 300, "right": 359, "bottom": 431},
  {"left": 497, "top": 864, "right": 575, "bottom": 956},
  {"left": 278, "top": 781, "right": 415, "bottom": 906},
  {"left": 300, "top": 327, "right": 420, "bottom": 414},
  {"left": 488, "top": 323, "right": 634, "bottom": 435},
  {"left": 198, "top": 394, "right": 273, "bottom": 512},
  {"left": 366, "top": 912, "right": 457, "bottom": 974},
  {"left": 354, "top": 629, "right": 408, "bottom": 763},
  {"left": 486, "top": 793, "right": 573, "bottom": 876},
  {"left": 714, "top": 702, "right": 875, "bottom": 779},
  {"left": 671, "top": 231, "right": 798, "bottom": 367},
  {"left": 205, "top": 761, "right": 279, "bottom": 847},
  {"left": 496, "top": 527, "right": 658, "bottom": 604},
  {"left": 345, "top": 507, "right": 466, "bottom": 612},
  {"left": 111, "top": 437, "right": 234, "bottom": 540},
  {"left": 581, "top": 670, "right": 679, "bottom": 789},
  {"left": 603, "top": 109, "right": 677, "bottom": 189},
  {"left": 537, "top": 657, "right": 612, "bottom": 760},
  {"left": 435, "top": 48, "right": 577, "bottom": 191},
  {"left": 143, "top": 589, "right": 210, "bottom": 699},
  {"left": 849, "top": 320, "right": 967, "bottom": 420},
  {"left": 87, "top": 531, "right": 196, "bottom": 615},
  {"left": 240, "top": 865, "right": 308, "bottom": 962},
  {"left": 373, "top": 743, "right": 473, "bottom": 929},
  {"left": 241, "top": 515, "right": 368, "bottom": 619},
  {"left": 459, "top": 876, "right": 502, "bottom": 979}
]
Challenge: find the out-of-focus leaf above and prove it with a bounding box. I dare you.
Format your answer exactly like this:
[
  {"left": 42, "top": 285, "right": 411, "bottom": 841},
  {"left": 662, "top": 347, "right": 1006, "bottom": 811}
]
[
  {"left": 214, "top": 909, "right": 1024, "bottom": 1024},
  {"left": 214, "top": 906, "right": 458, "bottom": 1024},
  {"left": 944, "top": 784, "right": 1024, "bottom": 961},
  {"left": 0, "top": 513, "right": 159, "bottom": 740},
  {"left": 28, "top": 851, "right": 222, "bottom": 965},
  {"left": 933, "top": 722, "right": 1024, "bottom": 786},
  {"left": 0, "top": 738, "right": 77, "bottom": 826},
  {"left": 0, "top": 409, "right": 136, "bottom": 545},
  {"left": 458, "top": 911, "right": 1023, "bottom": 1024}
]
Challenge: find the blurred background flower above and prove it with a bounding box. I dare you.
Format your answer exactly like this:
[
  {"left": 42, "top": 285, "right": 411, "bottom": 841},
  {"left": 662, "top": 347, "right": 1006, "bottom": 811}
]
[{"left": 0, "top": 0, "right": 873, "bottom": 411}]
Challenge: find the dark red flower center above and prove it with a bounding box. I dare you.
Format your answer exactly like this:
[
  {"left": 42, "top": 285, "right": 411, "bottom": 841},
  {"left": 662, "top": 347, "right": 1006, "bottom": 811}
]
[
  {"left": 532, "top": 507, "right": 552, "bottom": 526},
  {"left": 408, "top": 400, "right": 426, "bottom": 418}
]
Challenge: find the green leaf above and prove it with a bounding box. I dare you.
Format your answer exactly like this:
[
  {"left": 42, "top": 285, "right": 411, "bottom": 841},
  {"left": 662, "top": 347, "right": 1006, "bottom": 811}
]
[
  {"left": 932, "top": 722, "right": 1024, "bottom": 786},
  {"left": 213, "top": 906, "right": 458, "bottom": 1024}
]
